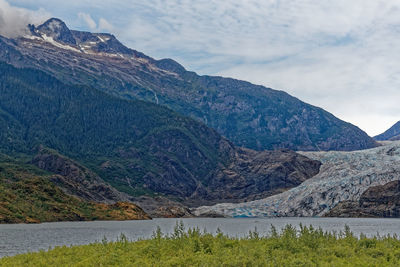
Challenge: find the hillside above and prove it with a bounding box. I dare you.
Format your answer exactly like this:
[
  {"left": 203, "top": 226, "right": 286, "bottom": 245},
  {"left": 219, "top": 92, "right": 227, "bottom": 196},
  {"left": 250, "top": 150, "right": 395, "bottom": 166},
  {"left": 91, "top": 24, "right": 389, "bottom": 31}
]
[
  {"left": 0, "top": 62, "right": 321, "bottom": 219},
  {"left": 374, "top": 121, "right": 400, "bottom": 141},
  {"left": 0, "top": 154, "right": 150, "bottom": 223},
  {"left": 0, "top": 18, "right": 378, "bottom": 151}
]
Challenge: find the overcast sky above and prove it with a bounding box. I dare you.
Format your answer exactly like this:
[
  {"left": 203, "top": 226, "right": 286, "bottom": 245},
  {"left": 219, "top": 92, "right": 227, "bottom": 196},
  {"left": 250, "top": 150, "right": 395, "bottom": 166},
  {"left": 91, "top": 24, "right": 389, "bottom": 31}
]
[{"left": 3, "top": 0, "right": 400, "bottom": 136}]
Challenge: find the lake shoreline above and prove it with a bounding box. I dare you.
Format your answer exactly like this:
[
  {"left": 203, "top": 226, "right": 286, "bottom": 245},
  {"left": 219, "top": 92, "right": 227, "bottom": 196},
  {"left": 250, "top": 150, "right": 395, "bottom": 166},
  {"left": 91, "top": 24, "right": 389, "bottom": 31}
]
[
  {"left": 2, "top": 222, "right": 400, "bottom": 266},
  {"left": 1, "top": 217, "right": 400, "bottom": 258}
]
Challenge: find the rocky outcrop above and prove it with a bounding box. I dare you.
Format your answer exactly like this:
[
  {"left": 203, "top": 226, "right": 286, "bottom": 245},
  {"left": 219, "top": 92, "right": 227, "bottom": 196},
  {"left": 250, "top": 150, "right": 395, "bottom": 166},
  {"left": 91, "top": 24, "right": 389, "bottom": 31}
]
[
  {"left": 100, "top": 202, "right": 151, "bottom": 220},
  {"left": 31, "top": 147, "right": 130, "bottom": 204},
  {"left": 35, "top": 18, "right": 77, "bottom": 45},
  {"left": 186, "top": 148, "right": 321, "bottom": 206},
  {"left": 0, "top": 18, "right": 378, "bottom": 151},
  {"left": 132, "top": 196, "right": 194, "bottom": 218},
  {"left": 326, "top": 180, "right": 400, "bottom": 217},
  {"left": 193, "top": 141, "right": 400, "bottom": 217}
]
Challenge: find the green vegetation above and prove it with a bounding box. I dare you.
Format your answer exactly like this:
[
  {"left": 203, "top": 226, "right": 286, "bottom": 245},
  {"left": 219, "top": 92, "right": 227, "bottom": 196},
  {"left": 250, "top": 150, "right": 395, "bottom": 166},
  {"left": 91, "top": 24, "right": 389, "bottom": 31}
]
[
  {"left": 0, "top": 62, "right": 230, "bottom": 199},
  {"left": 11, "top": 27, "right": 376, "bottom": 151},
  {"left": 2, "top": 223, "right": 400, "bottom": 266},
  {"left": 0, "top": 157, "right": 149, "bottom": 223}
]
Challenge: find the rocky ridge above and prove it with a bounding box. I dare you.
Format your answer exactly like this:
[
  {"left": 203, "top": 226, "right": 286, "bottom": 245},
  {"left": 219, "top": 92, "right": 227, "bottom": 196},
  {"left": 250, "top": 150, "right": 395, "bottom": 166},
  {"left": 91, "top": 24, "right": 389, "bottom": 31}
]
[
  {"left": 0, "top": 18, "right": 378, "bottom": 151},
  {"left": 194, "top": 141, "right": 400, "bottom": 217},
  {"left": 188, "top": 148, "right": 321, "bottom": 206},
  {"left": 374, "top": 121, "right": 400, "bottom": 141}
]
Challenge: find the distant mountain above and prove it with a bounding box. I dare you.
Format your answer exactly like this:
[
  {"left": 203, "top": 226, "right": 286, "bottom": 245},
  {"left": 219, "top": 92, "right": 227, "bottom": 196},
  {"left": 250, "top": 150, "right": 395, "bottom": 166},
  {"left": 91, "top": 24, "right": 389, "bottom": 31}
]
[
  {"left": 374, "top": 121, "right": 400, "bottom": 141},
  {"left": 0, "top": 18, "right": 378, "bottom": 151},
  {"left": 0, "top": 62, "right": 321, "bottom": 219}
]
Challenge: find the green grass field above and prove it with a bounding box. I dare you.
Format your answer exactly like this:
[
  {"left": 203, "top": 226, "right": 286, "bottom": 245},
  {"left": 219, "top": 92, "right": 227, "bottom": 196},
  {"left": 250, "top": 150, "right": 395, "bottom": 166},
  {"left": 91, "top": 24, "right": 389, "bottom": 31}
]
[{"left": 2, "top": 223, "right": 400, "bottom": 266}]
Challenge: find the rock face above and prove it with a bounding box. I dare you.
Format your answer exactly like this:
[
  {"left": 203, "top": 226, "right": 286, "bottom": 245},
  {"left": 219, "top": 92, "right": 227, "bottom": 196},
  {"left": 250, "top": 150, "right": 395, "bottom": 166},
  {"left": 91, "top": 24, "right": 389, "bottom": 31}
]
[
  {"left": 187, "top": 148, "right": 321, "bottom": 206},
  {"left": 0, "top": 18, "right": 378, "bottom": 151},
  {"left": 101, "top": 202, "right": 151, "bottom": 221},
  {"left": 31, "top": 147, "right": 131, "bottom": 204},
  {"left": 193, "top": 141, "right": 400, "bottom": 217},
  {"left": 132, "top": 196, "right": 194, "bottom": 218},
  {"left": 326, "top": 180, "right": 400, "bottom": 217},
  {"left": 374, "top": 121, "right": 400, "bottom": 141}
]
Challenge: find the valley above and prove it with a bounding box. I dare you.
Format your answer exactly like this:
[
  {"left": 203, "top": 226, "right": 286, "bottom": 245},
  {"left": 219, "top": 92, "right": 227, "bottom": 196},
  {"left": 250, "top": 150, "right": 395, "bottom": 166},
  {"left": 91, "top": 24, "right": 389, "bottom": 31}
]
[
  {"left": 0, "top": 62, "right": 321, "bottom": 221},
  {"left": 1, "top": 1, "right": 400, "bottom": 265},
  {"left": 0, "top": 18, "right": 398, "bottom": 224}
]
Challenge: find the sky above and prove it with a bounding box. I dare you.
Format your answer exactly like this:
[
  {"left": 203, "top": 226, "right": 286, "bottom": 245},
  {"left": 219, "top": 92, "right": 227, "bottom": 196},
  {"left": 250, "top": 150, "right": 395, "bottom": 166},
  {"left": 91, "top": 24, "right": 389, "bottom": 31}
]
[{"left": 2, "top": 0, "right": 400, "bottom": 136}]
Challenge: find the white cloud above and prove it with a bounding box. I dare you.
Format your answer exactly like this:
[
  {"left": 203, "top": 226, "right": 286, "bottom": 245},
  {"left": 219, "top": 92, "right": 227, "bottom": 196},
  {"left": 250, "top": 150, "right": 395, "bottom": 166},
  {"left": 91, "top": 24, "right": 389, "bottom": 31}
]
[
  {"left": 78, "top": 12, "right": 96, "bottom": 30},
  {"left": 78, "top": 12, "right": 114, "bottom": 33},
  {"left": 7, "top": 0, "right": 400, "bottom": 135},
  {"left": 114, "top": 0, "right": 400, "bottom": 136},
  {"left": 98, "top": 18, "right": 113, "bottom": 32},
  {"left": 0, "top": 0, "right": 49, "bottom": 38}
]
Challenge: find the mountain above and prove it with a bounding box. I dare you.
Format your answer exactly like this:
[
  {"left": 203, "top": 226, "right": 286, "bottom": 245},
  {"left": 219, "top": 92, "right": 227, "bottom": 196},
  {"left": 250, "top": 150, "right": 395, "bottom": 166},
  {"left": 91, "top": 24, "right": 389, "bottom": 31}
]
[
  {"left": 0, "top": 18, "right": 378, "bottom": 151},
  {"left": 374, "top": 121, "right": 400, "bottom": 141},
  {"left": 194, "top": 141, "right": 400, "bottom": 217},
  {"left": 0, "top": 62, "right": 322, "bottom": 219}
]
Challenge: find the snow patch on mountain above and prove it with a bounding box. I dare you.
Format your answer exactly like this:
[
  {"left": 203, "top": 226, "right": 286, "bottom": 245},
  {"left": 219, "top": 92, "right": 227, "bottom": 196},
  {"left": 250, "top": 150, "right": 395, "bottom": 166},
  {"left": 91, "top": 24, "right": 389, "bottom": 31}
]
[
  {"left": 97, "top": 35, "right": 110, "bottom": 43},
  {"left": 41, "top": 34, "right": 81, "bottom": 53}
]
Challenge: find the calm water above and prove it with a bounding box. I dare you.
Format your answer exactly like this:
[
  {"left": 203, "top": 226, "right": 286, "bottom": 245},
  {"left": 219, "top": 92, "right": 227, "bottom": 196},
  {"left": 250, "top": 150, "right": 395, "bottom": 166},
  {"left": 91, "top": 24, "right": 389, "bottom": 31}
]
[{"left": 1, "top": 217, "right": 400, "bottom": 257}]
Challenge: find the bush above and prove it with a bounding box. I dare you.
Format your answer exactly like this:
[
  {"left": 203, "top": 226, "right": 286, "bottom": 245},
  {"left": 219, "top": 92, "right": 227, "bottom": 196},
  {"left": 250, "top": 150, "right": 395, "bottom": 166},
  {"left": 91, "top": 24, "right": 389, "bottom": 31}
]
[{"left": 2, "top": 223, "right": 400, "bottom": 266}]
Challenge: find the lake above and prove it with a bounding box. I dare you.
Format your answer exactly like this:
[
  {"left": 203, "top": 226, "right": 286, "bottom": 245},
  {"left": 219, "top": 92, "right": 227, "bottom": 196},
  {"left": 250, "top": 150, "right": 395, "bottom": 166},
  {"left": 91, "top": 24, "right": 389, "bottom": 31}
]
[{"left": 1, "top": 217, "right": 400, "bottom": 257}]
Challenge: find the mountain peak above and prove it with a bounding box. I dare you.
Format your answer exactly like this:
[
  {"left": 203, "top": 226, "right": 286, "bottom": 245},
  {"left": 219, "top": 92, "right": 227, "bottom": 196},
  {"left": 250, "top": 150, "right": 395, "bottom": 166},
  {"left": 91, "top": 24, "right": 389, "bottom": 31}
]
[
  {"left": 42, "top": 17, "right": 65, "bottom": 25},
  {"left": 36, "top": 18, "right": 76, "bottom": 45},
  {"left": 21, "top": 18, "right": 151, "bottom": 58}
]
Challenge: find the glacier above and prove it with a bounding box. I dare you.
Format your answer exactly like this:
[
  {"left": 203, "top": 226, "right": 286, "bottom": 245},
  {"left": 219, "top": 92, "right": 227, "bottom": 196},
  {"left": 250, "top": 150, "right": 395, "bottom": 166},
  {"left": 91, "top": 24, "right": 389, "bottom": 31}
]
[{"left": 193, "top": 141, "right": 400, "bottom": 217}]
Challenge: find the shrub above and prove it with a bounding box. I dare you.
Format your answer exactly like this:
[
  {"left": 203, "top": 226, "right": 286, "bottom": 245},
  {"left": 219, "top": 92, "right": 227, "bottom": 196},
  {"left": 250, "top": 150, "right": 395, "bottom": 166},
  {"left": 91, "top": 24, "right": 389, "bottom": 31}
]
[{"left": 2, "top": 224, "right": 400, "bottom": 266}]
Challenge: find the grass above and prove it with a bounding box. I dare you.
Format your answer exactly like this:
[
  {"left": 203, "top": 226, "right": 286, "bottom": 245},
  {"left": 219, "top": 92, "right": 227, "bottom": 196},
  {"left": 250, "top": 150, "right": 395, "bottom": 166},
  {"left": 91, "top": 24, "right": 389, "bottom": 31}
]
[{"left": 2, "top": 222, "right": 400, "bottom": 266}]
